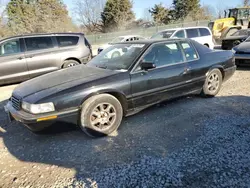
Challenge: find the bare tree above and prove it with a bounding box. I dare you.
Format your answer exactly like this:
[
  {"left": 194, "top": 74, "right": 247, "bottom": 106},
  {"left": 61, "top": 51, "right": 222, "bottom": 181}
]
[
  {"left": 0, "top": 0, "right": 7, "bottom": 37},
  {"left": 243, "top": 0, "right": 250, "bottom": 6},
  {"left": 74, "top": 0, "right": 105, "bottom": 33},
  {"left": 143, "top": 8, "right": 152, "bottom": 22},
  {"left": 215, "top": 3, "right": 225, "bottom": 19},
  {"left": 215, "top": 2, "right": 235, "bottom": 19}
]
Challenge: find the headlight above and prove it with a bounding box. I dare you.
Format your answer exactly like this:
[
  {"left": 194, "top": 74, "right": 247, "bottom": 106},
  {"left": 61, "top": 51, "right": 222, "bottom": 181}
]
[
  {"left": 232, "top": 48, "right": 236, "bottom": 54},
  {"left": 22, "top": 101, "right": 55, "bottom": 114}
]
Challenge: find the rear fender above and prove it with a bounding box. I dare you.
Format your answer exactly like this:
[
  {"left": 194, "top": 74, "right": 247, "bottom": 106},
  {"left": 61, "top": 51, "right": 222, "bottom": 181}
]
[{"left": 206, "top": 65, "right": 224, "bottom": 79}]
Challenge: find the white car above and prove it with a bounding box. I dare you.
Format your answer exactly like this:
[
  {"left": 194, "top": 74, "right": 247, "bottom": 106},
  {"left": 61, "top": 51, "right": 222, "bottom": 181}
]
[
  {"left": 97, "top": 35, "right": 145, "bottom": 57},
  {"left": 151, "top": 26, "right": 214, "bottom": 49}
]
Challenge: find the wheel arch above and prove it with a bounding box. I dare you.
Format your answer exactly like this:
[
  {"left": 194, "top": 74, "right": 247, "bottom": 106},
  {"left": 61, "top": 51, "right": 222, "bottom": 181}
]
[
  {"left": 80, "top": 89, "right": 128, "bottom": 115},
  {"left": 62, "top": 57, "right": 81, "bottom": 68},
  {"left": 206, "top": 66, "right": 225, "bottom": 80},
  {"left": 204, "top": 43, "right": 209, "bottom": 48}
]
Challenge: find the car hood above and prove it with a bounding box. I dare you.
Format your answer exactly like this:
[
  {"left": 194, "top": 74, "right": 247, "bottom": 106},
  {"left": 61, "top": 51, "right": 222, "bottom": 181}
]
[
  {"left": 224, "top": 35, "right": 247, "bottom": 41},
  {"left": 235, "top": 41, "right": 250, "bottom": 52},
  {"left": 13, "top": 65, "right": 117, "bottom": 98}
]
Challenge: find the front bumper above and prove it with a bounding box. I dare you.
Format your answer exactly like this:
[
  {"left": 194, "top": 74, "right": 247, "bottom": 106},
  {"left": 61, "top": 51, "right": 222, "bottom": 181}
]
[
  {"left": 5, "top": 101, "right": 79, "bottom": 132},
  {"left": 234, "top": 53, "right": 250, "bottom": 66},
  {"left": 223, "top": 65, "right": 236, "bottom": 82}
]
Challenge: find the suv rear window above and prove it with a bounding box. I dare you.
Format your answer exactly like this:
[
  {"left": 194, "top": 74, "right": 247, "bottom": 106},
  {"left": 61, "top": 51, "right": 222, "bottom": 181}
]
[
  {"left": 199, "top": 28, "right": 210, "bottom": 36},
  {"left": 56, "top": 36, "right": 79, "bottom": 47},
  {"left": 186, "top": 29, "right": 199, "bottom": 38},
  {"left": 174, "top": 30, "right": 185, "bottom": 38},
  {"left": 25, "top": 37, "right": 54, "bottom": 51}
]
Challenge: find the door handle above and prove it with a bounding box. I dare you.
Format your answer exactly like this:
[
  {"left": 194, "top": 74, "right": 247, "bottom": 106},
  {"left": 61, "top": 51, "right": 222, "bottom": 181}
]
[
  {"left": 25, "top": 55, "right": 34, "bottom": 58},
  {"left": 183, "top": 67, "right": 190, "bottom": 75},
  {"left": 17, "top": 57, "right": 24, "bottom": 60}
]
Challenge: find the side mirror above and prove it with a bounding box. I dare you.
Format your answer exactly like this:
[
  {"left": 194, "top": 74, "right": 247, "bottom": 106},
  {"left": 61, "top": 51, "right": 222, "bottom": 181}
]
[
  {"left": 122, "top": 47, "right": 128, "bottom": 53},
  {"left": 141, "top": 61, "right": 156, "bottom": 70}
]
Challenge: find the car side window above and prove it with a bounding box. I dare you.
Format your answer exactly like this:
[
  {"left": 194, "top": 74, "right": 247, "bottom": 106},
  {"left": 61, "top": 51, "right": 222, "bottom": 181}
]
[
  {"left": 0, "top": 39, "right": 21, "bottom": 56},
  {"left": 174, "top": 30, "right": 185, "bottom": 38},
  {"left": 25, "top": 37, "right": 53, "bottom": 51},
  {"left": 180, "top": 42, "right": 198, "bottom": 61},
  {"left": 199, "top": 28, "right": 210, "bottom": 36},
  {"left": 142, "top": 42, "right": 184, "bottom": 68},
  {"left": 186, "top": 29, "right": 199, "bottom": 38},
  {"left": 56, "top": 36, "right": 79, "bottom": 47}
]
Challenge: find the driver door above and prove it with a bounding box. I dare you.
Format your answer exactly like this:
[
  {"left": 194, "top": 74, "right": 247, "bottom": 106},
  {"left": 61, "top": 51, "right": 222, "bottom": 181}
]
[{"left": 130, "top": 42, "right": 188, "bottom": 108}]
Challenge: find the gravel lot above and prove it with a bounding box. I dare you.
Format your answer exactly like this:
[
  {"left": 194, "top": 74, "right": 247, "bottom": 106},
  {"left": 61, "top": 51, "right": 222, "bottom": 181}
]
[{"left": 0, "top": 68, "right": 250, "bottom": 188}]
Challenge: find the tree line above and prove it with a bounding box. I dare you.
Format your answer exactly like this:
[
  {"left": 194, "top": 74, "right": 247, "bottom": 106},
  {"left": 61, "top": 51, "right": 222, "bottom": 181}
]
[
  {"left": 76, "top": 0, "right": 212, "bottom": 33},
  {"left": 0, "top": 0, "right": 249, "bottom": 38}
]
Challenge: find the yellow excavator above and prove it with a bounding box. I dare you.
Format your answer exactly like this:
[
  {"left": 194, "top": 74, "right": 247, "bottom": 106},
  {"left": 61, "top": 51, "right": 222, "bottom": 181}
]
[{"left": 209, "top": 7, "right": 250, "bottom": 44}]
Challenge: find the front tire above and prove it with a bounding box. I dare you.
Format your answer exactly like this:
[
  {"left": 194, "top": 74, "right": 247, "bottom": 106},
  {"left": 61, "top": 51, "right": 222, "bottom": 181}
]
[
  {"left": 80, "top": 94, "right": 123, "bottom": 137},
  {"left": 201, "top": 69, "right": 222, "bottom": 97}
]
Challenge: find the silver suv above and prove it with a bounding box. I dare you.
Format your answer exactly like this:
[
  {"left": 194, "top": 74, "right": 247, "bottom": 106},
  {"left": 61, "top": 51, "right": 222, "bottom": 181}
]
[{"left": 0, "top": 33, "right": 92, "bottom": 85}]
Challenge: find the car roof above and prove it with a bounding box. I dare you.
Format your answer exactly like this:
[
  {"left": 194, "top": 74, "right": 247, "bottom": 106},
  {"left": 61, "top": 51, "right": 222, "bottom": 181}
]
[
  {"left": 119, "top": 35, "right": 143, "bottom": 39},
  {"left": 113, "top": 38, "right": 189, "bottom": 45},
  {"left": 160, "top": 26, "right": 210, "bottom": 32},
  {"left": 0, "top": 32, "right": 85, "bottom": 42}
]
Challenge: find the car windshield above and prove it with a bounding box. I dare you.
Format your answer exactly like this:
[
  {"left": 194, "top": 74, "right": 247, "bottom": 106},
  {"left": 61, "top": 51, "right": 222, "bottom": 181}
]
[
  {"left": 151, "top": 30, "right": 176, "bottom": 39},
  {"left": 87, "top": 43, "right": 146, "bottom": 70},
  {"left": 232, "top": 30, "right": 249, "bottom": 36},
  {"left": 111, "top": 37, "right": 124, "bottom": 43},
  {"left": 245, "top": 36, "right": 250, "bottom": 42}
]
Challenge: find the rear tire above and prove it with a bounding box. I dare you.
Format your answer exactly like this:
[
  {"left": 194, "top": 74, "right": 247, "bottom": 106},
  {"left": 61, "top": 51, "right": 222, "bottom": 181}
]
[
  {"left": 80, "top": 94, "right": 123, "bottom": 137},
  {"left": 63, "top": 60, "right": 80, "bottom": 68},
  {"left": 201, "top": 69, "right": 222, "bottom": 97}
]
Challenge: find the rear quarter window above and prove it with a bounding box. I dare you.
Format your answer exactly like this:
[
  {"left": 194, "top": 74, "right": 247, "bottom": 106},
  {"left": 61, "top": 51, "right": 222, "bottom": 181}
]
[
  {"left": 56, "top": 36, "right": 79, "bottom": 47},
  {"left": 180, "top": 41, "right": 198, "bottom": 61},
  {"left": 199, "top": 28, "right": 211, "bottom": 36}
]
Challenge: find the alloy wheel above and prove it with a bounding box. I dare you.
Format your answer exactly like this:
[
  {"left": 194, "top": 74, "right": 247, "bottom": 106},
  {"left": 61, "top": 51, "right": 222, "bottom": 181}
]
[
  {"left": 67, "top": 63, "right": 77, "bottom": 67},
  {"left": 207, "top": 73, "right": 220, "bottom": 92},
  {"left": 89, "top": 103, "right": 117, "bottom": 131}
]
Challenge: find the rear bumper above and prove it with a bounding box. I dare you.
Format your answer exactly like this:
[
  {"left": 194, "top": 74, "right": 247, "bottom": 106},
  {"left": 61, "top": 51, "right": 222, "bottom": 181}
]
[
  {"left": 5, "top": 101, "right": 79, "bottom": 132},
  {"left": 80, "top": 55, "right": 91, "bottom": 64},
  {"left": 224, "top": 65, "right": 236, "bottom": 82}
]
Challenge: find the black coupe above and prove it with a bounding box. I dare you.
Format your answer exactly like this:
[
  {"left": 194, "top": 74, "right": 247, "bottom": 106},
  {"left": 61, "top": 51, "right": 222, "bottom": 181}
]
[
  {"left": 5, "top": 39, "right": 236, "bottom": 137},
  {"left": 232, "top": 37, "right": 250, "bottom": 66}
]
